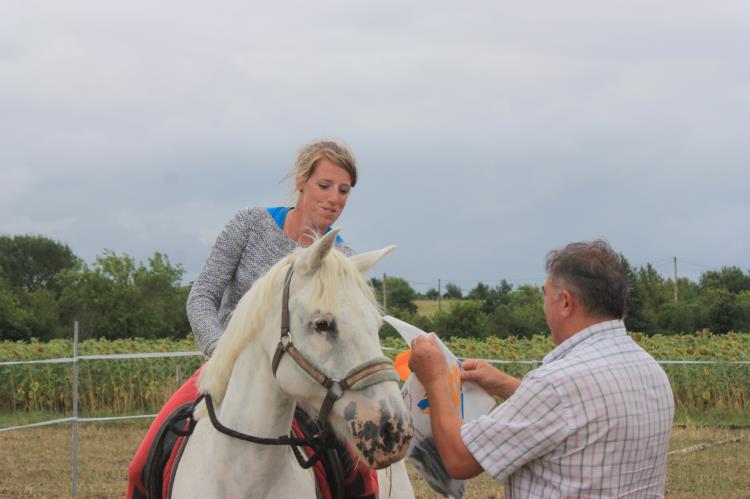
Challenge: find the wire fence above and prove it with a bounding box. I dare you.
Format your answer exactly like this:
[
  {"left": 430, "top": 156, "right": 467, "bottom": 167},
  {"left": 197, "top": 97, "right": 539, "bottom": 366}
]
[{"left": 3, "top": 347, "right": 749, "bottom": 434}]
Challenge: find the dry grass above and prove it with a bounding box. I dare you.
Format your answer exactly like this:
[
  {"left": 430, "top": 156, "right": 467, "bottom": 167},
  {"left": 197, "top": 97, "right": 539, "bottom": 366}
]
[
  {"left": 414, "top": 299, "right": 462, "bottom": 318},
  {"left": 0, "top": 422, "right": 145, "bottom": 498},
  {"left": 665, "top": 426, "right": 750, "bottom": 499},
  {"left": 0, "top": 422, "right": 747, "bottom": 498}
]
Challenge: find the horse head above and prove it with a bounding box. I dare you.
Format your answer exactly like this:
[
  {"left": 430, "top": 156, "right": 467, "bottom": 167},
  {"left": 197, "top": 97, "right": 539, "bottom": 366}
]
[{"left": 200, "top": 230, "right": 413, "bottom": 470}]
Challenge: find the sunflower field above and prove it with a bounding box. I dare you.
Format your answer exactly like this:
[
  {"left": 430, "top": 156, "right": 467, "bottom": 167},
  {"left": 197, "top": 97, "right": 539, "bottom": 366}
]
[{"left": 1, "top": 331, "right": 748, "bottom": 415}]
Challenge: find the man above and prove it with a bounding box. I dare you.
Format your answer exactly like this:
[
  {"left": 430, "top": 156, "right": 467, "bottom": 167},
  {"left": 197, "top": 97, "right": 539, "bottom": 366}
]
[{"left": 409, "top": 240, "right": 674, "bottom": 498}]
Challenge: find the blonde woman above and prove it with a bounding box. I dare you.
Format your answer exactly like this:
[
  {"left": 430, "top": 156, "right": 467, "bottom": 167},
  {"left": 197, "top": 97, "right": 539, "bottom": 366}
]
[{"left": 127, "top": 140, "right": 377, "bottom": 498}]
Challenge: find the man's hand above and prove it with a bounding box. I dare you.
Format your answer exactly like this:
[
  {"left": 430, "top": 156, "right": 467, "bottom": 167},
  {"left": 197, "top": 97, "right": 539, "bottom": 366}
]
[
  {"left": 408, "top": 333, "right": 484, "bottom": 480},
  {"left": 461, "top": 359, "right": 521, "bottom": 399},
  {"left": 408, "top": 334, "right": 447, "bottom": 387}
]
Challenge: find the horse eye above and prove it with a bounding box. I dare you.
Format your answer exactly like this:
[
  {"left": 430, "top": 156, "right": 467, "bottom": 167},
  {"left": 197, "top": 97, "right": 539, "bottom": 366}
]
[
  {"left": 310, "top": 313, "right": 336, "bottom": 333},
  {"left": 314, "top": 319, "right": 333, "bottom": 332},
  {"left": 309, "top": 313, "right": 336, "bottom": 333}
]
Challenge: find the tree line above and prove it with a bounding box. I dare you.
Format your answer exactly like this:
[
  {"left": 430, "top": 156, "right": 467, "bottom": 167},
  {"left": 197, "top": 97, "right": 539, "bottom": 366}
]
[
  {"left": 0, "top": 235, "right": 189, "bottom": 341},
  {"left": 372, "top": 260, "right": 750, "bottom": 339},
  {"left": 1, "top": 234, "right": 749, "bottom": 342}
]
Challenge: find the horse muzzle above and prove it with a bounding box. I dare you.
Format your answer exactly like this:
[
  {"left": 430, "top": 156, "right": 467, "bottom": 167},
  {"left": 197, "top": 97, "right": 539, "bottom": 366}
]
[{"left": 348, "top": 409, "right": 414, "bottom": 469}]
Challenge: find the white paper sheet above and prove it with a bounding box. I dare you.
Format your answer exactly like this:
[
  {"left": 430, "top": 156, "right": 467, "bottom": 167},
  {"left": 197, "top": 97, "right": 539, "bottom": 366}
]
[
  {"left": 383, "top": 315, "right": 497, "bottom": 498},
  {"left": 383, "top": 315, "right": 496, "bottom": 420}
]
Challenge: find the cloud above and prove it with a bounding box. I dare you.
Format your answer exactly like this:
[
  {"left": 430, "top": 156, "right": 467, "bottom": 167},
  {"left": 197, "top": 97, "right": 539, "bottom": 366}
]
[
  {"left": 0, "top": 166, "right": 37, "bottom": 206},
  {"left": 1, "top": 1, "right": 749, "bottom": 292}
]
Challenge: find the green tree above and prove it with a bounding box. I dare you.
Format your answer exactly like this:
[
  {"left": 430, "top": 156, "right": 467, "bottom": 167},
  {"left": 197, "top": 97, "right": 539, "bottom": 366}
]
[
  {"left": 622, "top": 256, "right": 648, "bottom": 333},
  {"left": 0, "top": 235, "right": 75, "bottom": 340},
  {"left": 58, "top": 251, "right": 189, "bottom": 340},
  {"left": 700, "top": 266, "right": 750, "bottom": 294},
  {"left": 489, "top": 284, "right": 546, "bottom": 338},
  {"left": 734, "top": 291, "right": 750, "bottom": 332},
  {"left": 656, "top": 301, "right": 704, "bottom": 335},
  {"left": 0, "top": 277, "right": 32, "bottom": 340},
  {"left": 467, "top": 282, "right": 490, "bottom": 300},
  {"left": 443, "top": 283, "right": 463, "bottom": 299},
  {"left": 431, "top": 300, "right": 490, "bottom": 339},
  {"left": 21, "top": 287, "right": 63, "bottom": 339},
  {"left": 0, "top": 234, "right": 79, "bottom": 293},
  {"left": 631, "top": 264, "right": 672, "bottom": 334},
  {"left": 424, "top": 288, "right": 439, "bottom": 300},
  {"left": 368, "top": 276, "right": 418, "bottom": 314},
  {"left": 480, "top": 280, "right": 513, "bottom": 314},
  {"left": 702, "top": 288, "right": 739, "bottom": 334}
]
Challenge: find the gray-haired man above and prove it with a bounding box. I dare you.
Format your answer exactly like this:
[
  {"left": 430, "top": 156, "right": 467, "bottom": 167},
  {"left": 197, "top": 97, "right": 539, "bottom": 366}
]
[{"left": 410, "top": 240, "right": 674, "bottom": 498}]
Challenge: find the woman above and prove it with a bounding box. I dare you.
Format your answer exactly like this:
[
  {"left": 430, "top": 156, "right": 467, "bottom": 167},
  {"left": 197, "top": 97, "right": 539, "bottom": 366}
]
[{"left": 127, "top": 139, "right": 376, "bottom": 498}]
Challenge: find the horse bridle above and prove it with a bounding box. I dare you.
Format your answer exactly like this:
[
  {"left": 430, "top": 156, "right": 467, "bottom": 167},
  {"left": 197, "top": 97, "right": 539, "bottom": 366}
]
[
  {"left": 195, "top": 260, "right": 399, "bottom": 468},
  {"left": 271, "top": 262, "right": 399, "bottom": 427}
]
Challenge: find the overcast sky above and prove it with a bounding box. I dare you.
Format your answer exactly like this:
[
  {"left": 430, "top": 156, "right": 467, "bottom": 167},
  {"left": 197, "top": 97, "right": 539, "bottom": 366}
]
[{"left": 2, "top": 1, "right": 749, "bottom": 293}]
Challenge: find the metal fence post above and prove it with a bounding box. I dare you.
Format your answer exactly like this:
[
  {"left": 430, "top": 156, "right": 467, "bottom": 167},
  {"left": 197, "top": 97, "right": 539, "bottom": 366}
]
[{"left": 71, "top": 321, "right": 79, "bottom": 498}]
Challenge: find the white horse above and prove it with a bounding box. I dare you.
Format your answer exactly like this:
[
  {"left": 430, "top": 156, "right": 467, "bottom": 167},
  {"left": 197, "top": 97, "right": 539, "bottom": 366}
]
[{"left": 172, "top": 230, "right": 415, "bottom": 498}]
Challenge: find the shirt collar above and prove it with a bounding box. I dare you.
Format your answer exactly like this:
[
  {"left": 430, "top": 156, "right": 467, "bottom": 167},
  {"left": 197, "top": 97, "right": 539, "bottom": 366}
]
[{"left": 543, "top": 319, "right": 626, "bottom": 365}]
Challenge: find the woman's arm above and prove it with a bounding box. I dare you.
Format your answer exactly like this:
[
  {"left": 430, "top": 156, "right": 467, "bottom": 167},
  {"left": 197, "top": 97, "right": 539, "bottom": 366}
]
[{"left": 186, "top": 209, "right": 252, "bottom": 356}]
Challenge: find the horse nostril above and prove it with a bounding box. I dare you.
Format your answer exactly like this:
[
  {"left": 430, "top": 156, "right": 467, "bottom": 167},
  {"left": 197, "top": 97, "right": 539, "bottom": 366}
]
[{"left": 380, "top": 421, "right": 399, "bottom": 452}]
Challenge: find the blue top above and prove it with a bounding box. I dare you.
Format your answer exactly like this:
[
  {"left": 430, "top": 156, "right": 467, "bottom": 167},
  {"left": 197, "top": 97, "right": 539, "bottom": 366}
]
[{"left": 267, "top": 206, "right": 344, "bottom": 244}]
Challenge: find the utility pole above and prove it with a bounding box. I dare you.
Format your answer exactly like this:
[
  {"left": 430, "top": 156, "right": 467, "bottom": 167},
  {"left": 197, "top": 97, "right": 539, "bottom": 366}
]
[
  {"left": 673, "top": 256, "right": 678, "bottom": 302},
  {"left": 438, "top": 278, "right": 442, "bottom": 313},
  {"left": 382, "top": 273, "right": 387, "bottom": 313}
]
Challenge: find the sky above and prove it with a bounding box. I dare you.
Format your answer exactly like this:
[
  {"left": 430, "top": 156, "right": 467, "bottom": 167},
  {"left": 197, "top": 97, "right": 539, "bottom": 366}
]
[{"left": 2, "top": 1, "right": 749, "bottom": 294}]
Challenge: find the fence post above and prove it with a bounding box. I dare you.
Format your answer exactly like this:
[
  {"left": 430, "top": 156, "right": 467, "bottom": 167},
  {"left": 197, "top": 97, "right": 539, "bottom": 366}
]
[
  {"left": 71, "top": 321, "right": 79, "bottom": 498},
  {"left": 176, "top": 364, "right": 182, "bottom": 388}
]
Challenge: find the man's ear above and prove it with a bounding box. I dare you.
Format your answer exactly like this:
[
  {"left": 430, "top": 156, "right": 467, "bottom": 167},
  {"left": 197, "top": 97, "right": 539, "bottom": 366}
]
[{"left": 560, "top": 289, "right": 575, "bottom": 318}]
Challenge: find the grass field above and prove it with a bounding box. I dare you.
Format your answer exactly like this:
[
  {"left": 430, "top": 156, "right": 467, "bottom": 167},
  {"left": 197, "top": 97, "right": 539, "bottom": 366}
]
[
  {"left": 0, "top": 419, "right": 747, "bottom": 498},
  {"left": 414, "top": 299, "right": 463, "bottom": 317}
]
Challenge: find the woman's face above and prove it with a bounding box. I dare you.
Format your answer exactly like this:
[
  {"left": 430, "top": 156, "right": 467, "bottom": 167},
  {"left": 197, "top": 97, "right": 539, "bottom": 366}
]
[{"left": 296, "top": 158, "right": 352, "bottom": 230}]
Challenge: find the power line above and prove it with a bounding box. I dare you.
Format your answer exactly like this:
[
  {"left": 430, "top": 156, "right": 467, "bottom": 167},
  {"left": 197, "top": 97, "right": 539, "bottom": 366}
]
[
  {"left": 680, "top": 260, "right": 717, "bottom": 270},
  {"left": 633, "top": 257, "right": 673, "bottom": 268}
]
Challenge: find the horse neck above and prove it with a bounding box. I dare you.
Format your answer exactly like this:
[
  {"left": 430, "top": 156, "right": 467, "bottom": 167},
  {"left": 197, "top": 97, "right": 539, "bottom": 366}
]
[
  {"left": 217, "top": 338, "right": 295, "bottom": 440},
  {"left": 182, "top": 338, "right": 314, "bottom": 498}
]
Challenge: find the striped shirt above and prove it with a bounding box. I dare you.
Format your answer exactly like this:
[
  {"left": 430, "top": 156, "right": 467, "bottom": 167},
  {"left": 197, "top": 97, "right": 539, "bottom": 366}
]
[{"left": 461, "top": 320, "right": 674, "bottom": 498}]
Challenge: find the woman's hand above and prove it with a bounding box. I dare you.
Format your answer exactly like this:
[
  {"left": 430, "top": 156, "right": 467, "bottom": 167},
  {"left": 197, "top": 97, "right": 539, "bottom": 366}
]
[{"left": 461, "top": 359, "right": 521, "bottom": 399}]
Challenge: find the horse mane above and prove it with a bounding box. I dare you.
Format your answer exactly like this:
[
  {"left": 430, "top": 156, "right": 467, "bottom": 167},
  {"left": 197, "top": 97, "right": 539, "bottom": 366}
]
[{"left": 198, "top": 247, "right": 379, "bottom": 407}]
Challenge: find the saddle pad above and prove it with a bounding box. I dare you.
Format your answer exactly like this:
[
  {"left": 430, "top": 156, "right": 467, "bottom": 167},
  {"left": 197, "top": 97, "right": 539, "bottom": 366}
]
[{"left": 142, "top": 402, "right": 194, "bottom": 499}]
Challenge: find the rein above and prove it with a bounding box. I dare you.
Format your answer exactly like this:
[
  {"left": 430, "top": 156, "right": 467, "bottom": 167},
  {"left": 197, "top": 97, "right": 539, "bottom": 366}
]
[{"left": 194, "top": 260, "right": 399, "bottom": 470}]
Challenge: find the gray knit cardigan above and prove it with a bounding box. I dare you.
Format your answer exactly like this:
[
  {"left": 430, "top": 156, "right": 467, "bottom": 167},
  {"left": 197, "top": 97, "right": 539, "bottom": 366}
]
[{"left": 186, "top": 207, "right": 352, "bottom": 356}]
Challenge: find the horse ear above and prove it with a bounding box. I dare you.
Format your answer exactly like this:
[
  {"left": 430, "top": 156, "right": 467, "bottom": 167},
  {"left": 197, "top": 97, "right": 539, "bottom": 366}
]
[
  {"left": 350, "top": 245, "right": 396, "bottom": 275},
  {"left": 297, "top": 229, "right": 340, "bottom": 274}
]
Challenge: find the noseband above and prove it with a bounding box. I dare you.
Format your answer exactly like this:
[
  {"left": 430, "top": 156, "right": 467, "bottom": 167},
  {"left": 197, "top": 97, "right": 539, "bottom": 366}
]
[{"left": 196, "top": 260, "right": 399, "bottom": 469}]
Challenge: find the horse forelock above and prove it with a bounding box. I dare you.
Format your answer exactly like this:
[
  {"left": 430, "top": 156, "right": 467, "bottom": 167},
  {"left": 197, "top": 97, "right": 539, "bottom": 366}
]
[
  {"left": 198, "top": 247, "right": 379, "bottom": 408},
  {"left": 307, "top": 249, "right": 380, "bottom": 317}
]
